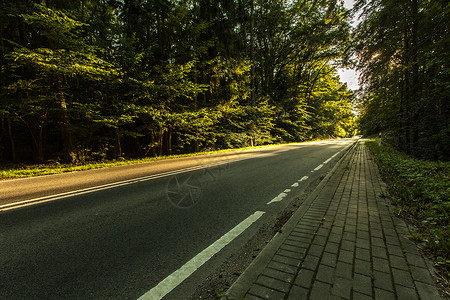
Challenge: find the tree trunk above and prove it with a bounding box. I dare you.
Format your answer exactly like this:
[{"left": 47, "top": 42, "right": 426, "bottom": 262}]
[
  {"left": 56, "top": 78, "right": 77, "bottom": 163},
  {"left": 6, "top": 114, "right": 17, "bottom": 163}
]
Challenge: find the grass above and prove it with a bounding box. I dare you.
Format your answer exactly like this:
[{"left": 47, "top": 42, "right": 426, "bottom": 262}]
[
  {"left": 366, "top": 140, "right": 450, "bottom": 279},
  {"left": 0, "top": 140, "right": 326, "bottom": 180}
]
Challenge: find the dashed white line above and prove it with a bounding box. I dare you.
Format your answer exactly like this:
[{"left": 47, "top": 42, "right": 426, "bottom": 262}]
[
  {"left": 299, "top": 176, "right": 309, "bottom": 182},
  {"left": 314, "top": 164, "right": 323, "bottom": 171},
  {"left": 291, "top": 182, "right": 299, "bottom": 187},
  {"left": 267, "top": 192, "right": 288, "bottom": 204},
  {"left": 283, "top": 189, "right": 291, "bottom": 193},
  {"left": 138, "top": 211, "right": 265, "bottom": 300}
]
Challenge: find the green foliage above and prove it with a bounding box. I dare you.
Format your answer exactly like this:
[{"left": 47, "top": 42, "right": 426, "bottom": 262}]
[
  {"left": 0, "top": 0, "right": 356, "bottom": 164},
  {"left": 366, "top": 140, "right": 450, "bottom": 274}
]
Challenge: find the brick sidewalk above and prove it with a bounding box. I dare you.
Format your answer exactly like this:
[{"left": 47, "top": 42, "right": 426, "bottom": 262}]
[{"left": 223, "top": 142, "right": 442, "bottom": 300}]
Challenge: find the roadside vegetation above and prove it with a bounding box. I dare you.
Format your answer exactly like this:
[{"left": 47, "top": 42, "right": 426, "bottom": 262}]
[{"left": 366, "top": 140, "right": 450, "bottom": 284}]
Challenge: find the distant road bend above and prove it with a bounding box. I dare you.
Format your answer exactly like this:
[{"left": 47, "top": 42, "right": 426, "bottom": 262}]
[{"left": 0, "top": 138, "right": 356, "bottom": 299}]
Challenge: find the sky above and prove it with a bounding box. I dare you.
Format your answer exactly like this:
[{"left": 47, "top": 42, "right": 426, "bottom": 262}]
[{"left": 338, "top": 0, "right": 359, "bottom": 91}]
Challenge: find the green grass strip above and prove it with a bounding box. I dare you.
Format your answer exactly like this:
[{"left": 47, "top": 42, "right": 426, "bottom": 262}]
[{"left": 366, "top": 139, "right": 450, "bottom": 276}]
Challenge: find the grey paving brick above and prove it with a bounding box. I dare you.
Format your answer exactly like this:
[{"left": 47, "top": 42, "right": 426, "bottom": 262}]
[
  {"left": 262, "top": 267, "right": 295, "bottom": 284},
  {"left": 355, "top": 247, "right": 371, "bottom": 261},
  {"left": 277, "top": 249, "right": 306, "bottom": 260},
  {"left": 354, "top": 259, "right": 372, "bottom": 276},
  {"left": 316, "top": 264, "right": 335, "bottom": 283},
  {"left": 341, "top": 240, "right": 355, "bottom": 251},
  {"left": 267, "top": 261, "right": 298, "bottom": 275},
  {"left": 415, "top": 281, "right": 442, "bottom": 300},
  {"left": 280, "top": 244, "right": 308, "bottom": 255},
  {"left": 294, "top": 268, "right": 314, "bottom": 288},
  {"left": 353, "top": 274, "right": 372, "bottom": 296},
  {"left": 312, "top": 235, "right": 327, "bottom": 246},
  {"left": 309, "top": 244, "right": 325, "bottom": 257},
  {"left": 352, "top": 291, "right": 372, "bottom": 300},
  {"left": 335, "top": 261, "right": 353, "bottom": 279},
  {"left": 405, "top": 253, "right": 427, "bottom": 268},
  {"left": 385, "top": 235, "right": 401, "bottom": 246},
  {"left": 328, "top": 233, "right": 342, "bottom": 244},
  {"left": 247, "top": 283, "right": 286, "bottom": 300},
  {"left": 301, "top": 254, "right": 320, "bottom": 271},
  {"left": 310, "top": 281, "right": 331, "bottom": 300},
  {"left": 395, "top": 285, "right": 418, "bottom": 300},
  {"left": 392, "top": 268, "right": 414, "bottom": 287},
  {"left": 371, "top": 237, "right": 385, "bottom": 248},
  {"left": 321, "top": 252, "right": 338, "bottom": 267},
  {"left": 372, "top": 246, "right": 388, "bottom": 259},
  {"left": 387, "top": 246, "right": 404, "bottom": 257},
  {"left": 374, "top": 288, "right": 395, "bottom": 300},
  {"left": 241, "top": 294, "right": 263, "bottom": 300},
  {"left": 389, "top": 254, "right": 409, "bottom": 271},
  {"left": 356, "top": 238, "right": 371, "bottom": 250},
  {"left": 410, "top": 266, "right": 435, "bottom": 285},
  {"left": 372, "top": 257, "right": 390, "bottom": 273},
  {"left": 325, "top": 241, "right": 340, "bottom": 254},
  {"left": 286, "top": 285, "right": 309, "bottom": 300},
  {"left": 256, "top": 275, "right": 291, "bottom": 293},
  {"left": 331, "top": 277, "right": 353, "bottom": 299},
  {"left": 272, "top": 254, "right": 302, "bottom": 267},
  {"left": 373, "top": 270, "right": 394, "bottom": 292},
  {"left": 338, "top": 249, "right": 354, "bottom": 264},
  {"left": 284, "top": 238, "right": 309, "bottom": 249}
]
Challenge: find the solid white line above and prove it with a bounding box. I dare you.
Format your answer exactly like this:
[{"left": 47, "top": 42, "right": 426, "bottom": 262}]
[
  {"left": 2, "top": 146, "right": 307, "bottom": 212},
  {"left": 138, "top": 211, "right": 265, "bottom": 300},
  {"left": 323, "top": 151, "right": 341, "bottom": 164}
]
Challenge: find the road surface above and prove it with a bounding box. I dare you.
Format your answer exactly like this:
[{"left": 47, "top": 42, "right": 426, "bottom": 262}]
[{"left": 0, "top": 138, "right": 356, "bottom": 299}]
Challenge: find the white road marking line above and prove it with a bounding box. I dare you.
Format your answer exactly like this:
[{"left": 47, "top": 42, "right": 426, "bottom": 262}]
[
  {"left": 314, "top": 164, "right": 323, "bottom": 171},
  {"left": 299, "top": 176, "right": 309, "bottom": 182},
  {"left": 323, "top": 151, "right": 340, "bottom": 164},
  {"left": 284, "top": 189, "right": 291, "bottom": 193},
  {"left": 291, "top": 182, "right": 299, "bottom": 187},
  {"left": 267, "top": 192, "right": 288, "bottom": 204},
  {"left": 2, "top": 146, "right": 306, "bottom": 212},
  {"left": 138, "top": 211, "right": 265, "bottom": 300}
]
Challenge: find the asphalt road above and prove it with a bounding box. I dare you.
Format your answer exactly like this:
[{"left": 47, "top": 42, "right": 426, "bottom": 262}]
[{"left": 0, "top": 139, "right": 356, "bottom": 299}]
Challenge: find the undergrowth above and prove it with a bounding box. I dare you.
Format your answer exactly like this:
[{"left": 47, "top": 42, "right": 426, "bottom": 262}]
[{"left": 366, "top": 140, "right": 450, "bottom": 278}]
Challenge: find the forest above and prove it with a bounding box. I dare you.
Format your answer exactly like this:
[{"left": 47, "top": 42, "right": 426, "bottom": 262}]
[
  {"left": 354, "top": 0, "right": 449, "bottom": 161},
  {"left": 0, "top": 0, "right": 356, "bottom": 164}
]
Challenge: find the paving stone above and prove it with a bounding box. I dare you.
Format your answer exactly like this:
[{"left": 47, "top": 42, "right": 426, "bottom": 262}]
[
  {"left": 353, "top": 274, "right": 372, "bottom": 296},
  {"left": 338, "top": 249, "right": 354, "bottom": 264},
  {"left": 321, "top": 252, "right": 338, "bottom": 267},
  {"left": 371, "top": 237, "right": 385, "bottom": 248},
  {"left": 247, "top": 283, "right": 286, "bottom": 300},
  {"left": 387, "top": 246, "right": 404, "bottom": 257},
  {"left": 272, "top": 254, "right": 302, "bottom": 267},
  {"left": 312, "top": 235, "right": 327, "bottom": 246},
  {"left": 415, "top": 281, "right": 442, "bottom": 300},
  {"left": 355, "top": 247, "right": 371, "bottom": 261},
  {"left": 410, "top": 266, "right": 435, "bottom": 285},
  {"left": 392, "top": 268, "right": 414, "bottom": 287},
  {"left": 309, "top": 244, "right": 325, "bottom": 257},
  {"left": 261, "top": 267, "right": 294, "bottom": 284},
  {"left": 310, "top": 281, "right": 331, "bottom": 300},
  {"left": 341, "top": 240, "right": 355, "bottom": 252},
  {"left": 331, "top": 277, "right": 353, "bottom": 299},
  {"left": 395, "top": 285, "right": 418, "bottom": 300},
  {"left": 267, "top": 261, "right": 298, "bottom": 275},
  {"left": 374, "top": 288, "right": 395, "bottom": 300},
  {"left": 372, "top": 257, "right": 390, "bottom": 273},
  {"left": 356, "top": 238, "right": 371, "bottom": 250},
  {"left": 354, "top": 259, "right": 372, "bottom": 276},
  {"left": 373, "top": 270, "right": 394, "bottom": 292},
  {"left": 335, "top": 262, "right": 353, "bottom": 279},
  {"left": 256, "top": 275, "right": 291, "bottom": 293},
  {"left": 294, "top": 268, "right": 314, "bottom": 288},
  {"left": 352, "top": 291, "right": 372, "bottom": 300},
  {"left": 286, "top": 285, "right": 309, "bottom": 300},
  {"left": 301, "top": 254, "right": 320, "bottom": 271},
  {"left": 277, "top": 249, "right": 306, "bottom": 260},
  {"left": 280, "top": 244, "right": 308, "bottom": 255},
  {"left": 324, "top": 241, "right": 340, "bottom": 254},
  {"left": 316, "top": 264, "right": 335, "bottom": 283},
  {"left": 389, "top": 254, "right": 409, "bottom": 271},
  {"left": 372, "top": 246, "right": 388, "bottom": 259}
]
